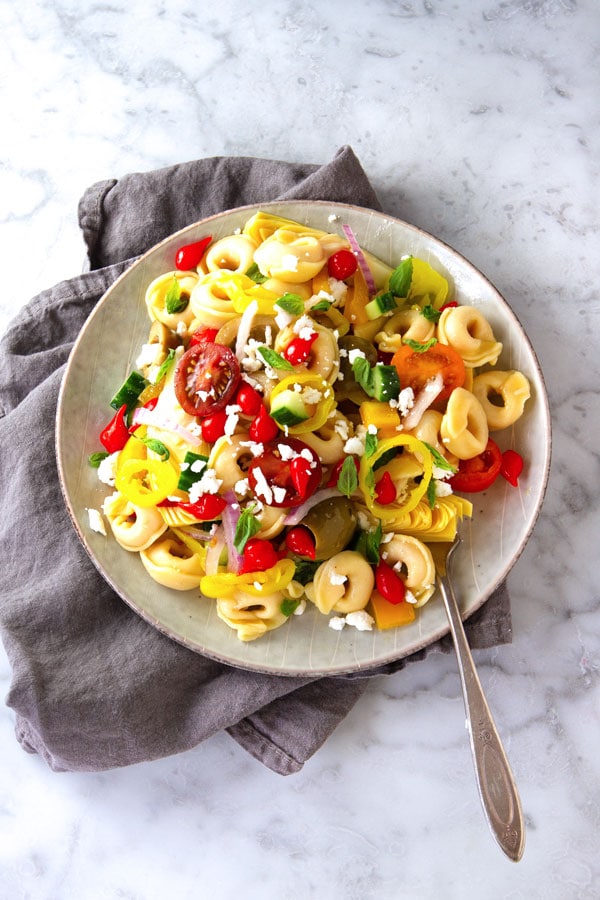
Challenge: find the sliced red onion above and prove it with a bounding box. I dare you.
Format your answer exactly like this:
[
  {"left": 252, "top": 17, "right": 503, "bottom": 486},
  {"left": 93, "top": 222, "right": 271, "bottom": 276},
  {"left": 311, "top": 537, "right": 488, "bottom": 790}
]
[
  {"left": 342, "top": 224, "right": 377, "bottom": 296},
  {"left": 283, "top": 488, "right": 341, "bottom": 527},
  {"left": 221, "top": 490, "right": 243, "bottom": 573},
  {"left": 235, "top": 299, "right": 259, "bottom": 360},
  {"left": 402, "top": 373, "right": 444, "bottom": 431},
  {"left": 131, "top": 406, "right": 203, "bottom": 446}
]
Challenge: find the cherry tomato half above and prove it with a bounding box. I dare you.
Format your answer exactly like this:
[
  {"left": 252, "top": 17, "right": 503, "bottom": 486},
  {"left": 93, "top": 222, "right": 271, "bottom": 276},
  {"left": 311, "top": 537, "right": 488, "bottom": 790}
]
[
  {"left": 247, "top": 438, "right": 322, "bottom": 508},
  {"left": 174, "top": 343, "right": 240, "bottom": 417},
  {"left": 328, "top": 249, "right": 358, "bottom": 280},
  {"left": 449, "top": 438, "right": 503, "bottom": 493},
  {"left": 391, "top": 343, "right": 465, "bottom": 403}
]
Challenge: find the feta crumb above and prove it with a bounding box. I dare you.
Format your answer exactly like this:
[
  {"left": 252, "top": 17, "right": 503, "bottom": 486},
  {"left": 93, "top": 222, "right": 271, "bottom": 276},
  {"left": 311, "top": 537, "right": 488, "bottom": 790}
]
[
  {"left": 397, "top": 387, "right": 415, "bottom": 417},
  {"left": 278, "top": 442, "right": 295, "bottom": 461},
  {"left": 251, "top": 466, "right": 273, "bottom": 505},
  {"left": 97, "top": 451, "right": 120, "bottom": 487},
  {"left": 345, "top": 610, "right": 375, "bottom": 631},
  {"left": 240, "top": 441, "right": 264, "bottom": 457},
  {"left": 405, "top": 590, "right": 418, "bottom": 605},
  {"left": 135, "top": 342, "right": 163, "bottom": 370},
  {"left": 327, "top": 213, "right": 339, "bottom": 223},
  {"left": 328, "top": 616, "right": 346, "bottom": 631},
  {"left": 234, "top": 478, "right": 250, "bottom": 496},
  {"left": 434, "top": 479, "right": 454, "bottom": 498},
  {"left": 86, "top": 508, "right": 107, "bottom": 536},
  {"left": 301, "top": 387, "right": 322, "bottom": 405},
  {"left": 330, "top": 572, "right": 347, "bottom": 587},
  {"left": 189, "top": 468, "right": 222, "bottom": 502},
  {"left": 281, "top": 253, "right": 299, "bottom": 272},
  {"left": 348, "top": 348, "right": 366, "bottom": 365},
  {"left": 293, "top": 599, "right": 307, "bottom": 616},
  {"left": 272, "top": 485, "right": 287, "bottom": 504}
]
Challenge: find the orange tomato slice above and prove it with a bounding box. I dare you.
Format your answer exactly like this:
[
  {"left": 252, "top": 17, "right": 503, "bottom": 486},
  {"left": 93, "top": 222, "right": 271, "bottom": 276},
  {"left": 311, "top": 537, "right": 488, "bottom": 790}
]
[{"left": 391, "top": 343, "right": 465, "bottom": 403}]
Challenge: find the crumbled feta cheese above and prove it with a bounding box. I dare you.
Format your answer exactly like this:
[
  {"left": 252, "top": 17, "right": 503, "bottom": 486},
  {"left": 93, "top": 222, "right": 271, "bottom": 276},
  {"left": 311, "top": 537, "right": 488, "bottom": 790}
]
[
  {"left": 86, "top": 508, "right": 107, "bottom": 536},
  {"left": 405, "top": 590, "right": 418, "bottom": 605},
  {"left": 189, "top": 468, "right": 222, "bottom": 502},
  {"left": 348, "top": 348, "right": 366, "bottom": 365},
  {"left": 345, "top": 610, "right": 375, "bottom": 631},
  {"left": 327, "top": 213, "right": 339, "bottom": 223},
  {"left": 328, "top": 616, "right": 346, "bottom": 631},
  {"left": 251, "top": 467, "right": 273, "bottom": 505},
  {"left": 135, "top": 342, "right": 163, "bottom": 369},
  {"left": 293, "top": 599, "right": 306, "bottom": 616},
  {"left": 293, "top": 315, "right": 317, "bottom": 341},
  {"left": 278, "top": 442, "right": 295, "bottom": 461},
  {"left": 434, "top": 479, "right": 454, "bottom": 498},
  {"left": 234, "top": 478, "right": 250, "bottom": 496},
  {"left": 397, "top": 387, "right": 415, "bottom": 417},
  {"left": 330, "top": 572, "right": 347, "bottom": 587},
  {"left": 240, "top": 440, "right": 264, "bottom": 457},
  {"left": 224, "top": 404, "right": 241, "bottom": 438},
  {"left": 97, "top": 451, "right": 120, "bottom": 487},
  {"left": 176, "top": 321, "right": 187, "bottom": 337},
  {"left": 272, "top": 485, "right": 287, "bottom": 504},
  {"left": 327, "top": 278, "right": 347, "bottom": 305},
  {"left": 301, "top": 387, "right": 322, "bottom": 405},
  {"left": 281, "top": 253, "right": 299, "bottom": 272}
]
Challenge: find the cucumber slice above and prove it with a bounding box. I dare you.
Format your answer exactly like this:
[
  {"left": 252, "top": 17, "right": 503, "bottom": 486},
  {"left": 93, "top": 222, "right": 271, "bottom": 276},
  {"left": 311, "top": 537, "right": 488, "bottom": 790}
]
[
  {"left": 371, "top": 365, "right": 400, "bottom": 402},
  {"left": 110, "top": 371, "right": 148, "bottom": 411},
  {"left": 270, "top": 389, "right": 310, "bottom": 427},
  {"left": 365, "top": 291, "right": 398, "bottom": 320}
]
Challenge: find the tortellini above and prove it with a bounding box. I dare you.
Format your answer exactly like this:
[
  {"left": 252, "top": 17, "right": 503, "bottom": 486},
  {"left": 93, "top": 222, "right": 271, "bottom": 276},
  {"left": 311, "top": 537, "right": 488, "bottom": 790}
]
[
  {"left": 103, "top": 492, "right": 167, "bottom": 552},
  {"left": 140, "top": 534, "right": 205, "bottom": 590},
  {"left": 380, "top": 535, "right": 436, "bottom": 606},
  {"left": 472, "top": 370, "right": 531, "bottom": 431},
  {"left": 204, "top": 234, "right": 258, "bottom": 274},
  {"left": 440, "top": 387, "right": 489, "bottom": 459},
  {"left": 145, "top": 271, "right": 198, "bottom": 331},
  {"left": 253, "top": 230, "right": 327, "bottom": 283},
  {"left": 216, "top": 591, "right": 288, "bottom": 642},
  {"left": 375, "top": 308, "right": 436, "bottom": 354},
  {"left": 309, "top": 551, "right": 375, "bottom": 615},
  {"left": 438, "top": 305, "right": 503, "bottom": 367}
]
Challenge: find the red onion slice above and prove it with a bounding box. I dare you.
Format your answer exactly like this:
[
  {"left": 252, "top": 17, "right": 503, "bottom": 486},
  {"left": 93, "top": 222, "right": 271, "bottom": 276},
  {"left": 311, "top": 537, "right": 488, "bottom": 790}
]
[
  {"left": 283, "top": 488, "right": 341, "bottom": 527},
  {"left": 342, "top": 224, "right": 377, "bottom": 296},
  {"left": 130, "top": 406, "right": 203, "bottom": 446},
  {"left": 401, "top": 373, "right": 444, "bottom": 431},
  {"left": 221, "top": 491, "right": 243, "bottom": 573}
]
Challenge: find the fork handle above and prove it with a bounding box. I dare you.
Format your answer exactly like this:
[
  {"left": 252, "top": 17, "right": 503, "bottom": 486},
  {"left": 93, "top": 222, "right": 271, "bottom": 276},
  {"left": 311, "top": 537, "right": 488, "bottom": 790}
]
[{"left": 438, "top": 574, "right": 525, "bottom": 861}]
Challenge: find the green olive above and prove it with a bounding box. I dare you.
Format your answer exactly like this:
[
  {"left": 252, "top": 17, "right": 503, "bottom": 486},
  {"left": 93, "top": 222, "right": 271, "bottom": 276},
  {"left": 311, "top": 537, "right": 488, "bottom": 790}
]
[{"left": 300, "top": 496, "right": 357, "bottom": 559}]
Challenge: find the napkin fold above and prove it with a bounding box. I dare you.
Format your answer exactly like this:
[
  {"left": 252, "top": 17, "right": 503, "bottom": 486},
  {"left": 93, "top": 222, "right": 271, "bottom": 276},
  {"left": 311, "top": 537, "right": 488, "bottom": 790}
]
[{"left": 0, "top": 147, "right": 512, "bottom": 776}]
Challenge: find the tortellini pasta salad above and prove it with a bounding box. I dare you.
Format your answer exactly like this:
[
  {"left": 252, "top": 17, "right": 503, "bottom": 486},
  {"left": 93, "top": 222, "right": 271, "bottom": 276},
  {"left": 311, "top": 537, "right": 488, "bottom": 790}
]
[{"left": 87, "top": 211, "right": 531, "bottom": 642}]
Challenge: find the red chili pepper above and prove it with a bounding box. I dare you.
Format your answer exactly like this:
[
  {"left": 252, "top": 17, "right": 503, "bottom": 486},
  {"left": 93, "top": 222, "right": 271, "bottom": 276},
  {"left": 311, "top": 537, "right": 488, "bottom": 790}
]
[
  {"left": 100, "top": 403, "right": 130, "bottom": 453},
  {"left": 326, "top": 456, "right": 360, "bottom": 488},
  {"left": 248, "top": 404, "right": 279, "bottom": 442},
  {"left": 283, "top": 332, "right": 319, "bottom": 366},
  {"left": 327, "top": 249, "right": 358, "bottom": 280},
  {"left": 439, "top": 301, "right": 458, "bottom": 311},
  {"left": 239, "top": 537, "right": 279, "bottom": 574},
  {"left": 289, "top": 455, "right": 314, "bottom": 499},
  {"left": 235, "top": 382, "right": 263, "bottom": 416},
  {"left": 178, "top": 493, "right": 227, "bottom": 521},
  {"left": 285, "top": 526, "right": 316, "bottom": 559},
  {"left": 200, "top": 409, "right": 228, "bottom": 443},
  {"left": 189, "top": 326, "right": 219, "bottom": 346},
  {"left": 500, "top": 449, "right": 524, "bottom": 487},
  {"left": 175, "top": 235, "right": 212, "bottom": 271},
  {"left": 375, "top": 559, "right": 406, "bottom": 605},
  {"left": 374, "top": 470, "right": 396, "bottom": 505}
]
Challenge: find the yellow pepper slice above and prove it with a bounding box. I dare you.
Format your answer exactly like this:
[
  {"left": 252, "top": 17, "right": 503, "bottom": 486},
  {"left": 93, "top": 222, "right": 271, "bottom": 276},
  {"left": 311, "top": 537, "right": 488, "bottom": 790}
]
[
  {"left": 115, "top": 456, "right": 179, "bottom": 508},
  {"left": 407, "top": 258, "right": 449, "bottom": 309},
  {"left": 200, "top": 558, "right": 295, "bottom": 599},
  {"left": 359, "top": 434, "right": 433, "bottom": 521},
  {"left": 268, "top": 373, "right": 336, "bottom": 434},
  {"left": 220, "top": 274, "right": 279, "bottom": 314}
]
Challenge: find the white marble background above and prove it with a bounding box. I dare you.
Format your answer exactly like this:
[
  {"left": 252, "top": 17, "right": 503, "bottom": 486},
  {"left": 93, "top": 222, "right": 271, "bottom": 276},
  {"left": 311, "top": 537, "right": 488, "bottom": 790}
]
[{"left": 1, "top": 0, "right": 599, "bottom": 897}]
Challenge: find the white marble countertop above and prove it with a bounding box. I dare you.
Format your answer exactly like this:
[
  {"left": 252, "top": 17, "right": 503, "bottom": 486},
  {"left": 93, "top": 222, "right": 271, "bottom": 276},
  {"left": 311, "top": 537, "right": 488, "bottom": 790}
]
[{"left": 1, "top": 1, "right": 598, "bottom": 897}]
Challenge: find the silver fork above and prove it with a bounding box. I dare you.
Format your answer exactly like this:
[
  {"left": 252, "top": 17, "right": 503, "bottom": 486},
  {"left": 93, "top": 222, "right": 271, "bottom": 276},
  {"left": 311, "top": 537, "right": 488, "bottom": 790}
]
[{"left": 436, "top": 535, "right": 525, "bottom": 861}]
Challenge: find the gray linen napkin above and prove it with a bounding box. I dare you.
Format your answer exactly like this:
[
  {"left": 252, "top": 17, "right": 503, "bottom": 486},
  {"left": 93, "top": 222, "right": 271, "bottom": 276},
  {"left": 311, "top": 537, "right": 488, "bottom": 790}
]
[{"left": 0, "top": 147, "right": 511, "bottom": 776}]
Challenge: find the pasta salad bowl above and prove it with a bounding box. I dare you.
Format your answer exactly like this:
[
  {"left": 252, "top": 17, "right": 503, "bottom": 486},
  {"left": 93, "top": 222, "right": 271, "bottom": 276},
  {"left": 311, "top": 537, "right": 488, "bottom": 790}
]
[{"left": 56, "top": 201, "right": 551, "bottom": 676}]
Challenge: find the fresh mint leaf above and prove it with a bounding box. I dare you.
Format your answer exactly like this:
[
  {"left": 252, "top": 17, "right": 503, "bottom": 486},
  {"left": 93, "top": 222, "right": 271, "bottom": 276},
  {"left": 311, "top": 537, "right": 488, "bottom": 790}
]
[
  {"left": 155, "top": 348, "right": 176, "bottom": 384},
  {"left": 293, "top": 558, "right": 321, "bottom": 585},
  {"left": 234, "top": 504, "right": 261, "bottom": 554},
  {"left": 405, "top": 337, "right": 438, "bottom": 353},
  {"left": 421, "top": 304, "right": 441, "bottom": 323},
  {"left": 280, "top": 598, "right": 301, "bottom": 617},
  {"left": 88, "top": 451, "right": 109, "bottom": 468},
  {"left": 165, "top": 278, "right": 189, "bottom": 314},
  {"left": 257, "top": 346, "right": 295, "bottom": 371},
  {"left": 365, "top": 431, "right": 379, "bottom": 458},
  {"left": 275, "top": 293, "right": 305, "bottom": 316},
  {"left": 351, "top": 356, "right": 374, "bottom": 395},
  {"left": 245, "top": 263, "right": 268, "bottom": 284},
  {"left": 139, "top": 437, "right": 170, "bottom": 461},
  {"left": 337, "top": 456, "right": 359, "bottom": 498},
  {"left": 426, "top": 478, "right": 437, "bottom": 509},
  {"left": 310, "top": 299, "right": 332, "bottom": 312},
  {"left": 389, "top": 257, "right": 413, "bottom": 297},
  {"left": 422, "top": 441, "right": 456, "bottom": 473}
]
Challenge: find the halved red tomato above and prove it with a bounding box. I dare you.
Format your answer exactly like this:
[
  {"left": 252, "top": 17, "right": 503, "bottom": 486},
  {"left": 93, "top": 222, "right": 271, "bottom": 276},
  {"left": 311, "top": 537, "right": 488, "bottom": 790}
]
[
  {"left": 247, "top": 438, "right": 322, "bottom": 508},
  {"left": 391, "top": 343, "right": 465, "bottom": 403},
  {"left": 449, "top": 438, "right": 503, "bottom": 493},
  {"left": 174, "top": 343, "right": 240, "bottom": 417}
]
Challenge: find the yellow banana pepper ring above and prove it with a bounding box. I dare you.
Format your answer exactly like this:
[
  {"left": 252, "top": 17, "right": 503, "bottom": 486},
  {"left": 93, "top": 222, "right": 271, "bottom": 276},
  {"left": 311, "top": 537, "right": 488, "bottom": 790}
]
[
  {"left": 359, "top": 434, "right": 433, "bottom": 520},
  {"left": 115, "top": 456, "right": 179, "bottom": 508},
  {"left": 200, "top": 558, "right": 295, "bottom": 599},
  {"left": 268, "top": 373, "right": 335, "bottom": 434},
  {"left": 220, "top": 274, "right": 279, "bottom": 314}
]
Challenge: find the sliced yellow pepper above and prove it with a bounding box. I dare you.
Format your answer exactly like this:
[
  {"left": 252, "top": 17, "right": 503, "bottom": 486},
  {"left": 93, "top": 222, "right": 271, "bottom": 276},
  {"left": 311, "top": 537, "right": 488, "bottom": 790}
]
[
  {"left": 359, "top": 434, "right": 433, "bottom": 521},
  {"left": 407, "top": 258, "right": 449, "bottom": 309},
  {"left": 268, "top": 373, "right": 336, "bottom": 434},
  {"left": 200, "top": 558, "right": 295, "bottom": 599},
  {"left": 115, "top": 456, "right": 179, "bottom": 508},
  {"left": 220, "top": 274, "right": 279, "bottom": 314}
]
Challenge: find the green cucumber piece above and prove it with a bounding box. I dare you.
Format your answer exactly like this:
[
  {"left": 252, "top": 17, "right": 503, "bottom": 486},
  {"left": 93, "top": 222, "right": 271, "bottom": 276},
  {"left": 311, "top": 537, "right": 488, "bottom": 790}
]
[
  {"left": 270, "top": 389, "right": 310, "bottom": 427},
  {"left": 371, "top": 365, "right": 400, "bottom": 402},
  {"left": 177, "top": 451, "right": 209, "bottom": 492},
  {"left": 110, "top": 371, "right": 148, "bottom": 411},
  {"left": 365, "top": 291, "right": 398, "bottom": 320}
]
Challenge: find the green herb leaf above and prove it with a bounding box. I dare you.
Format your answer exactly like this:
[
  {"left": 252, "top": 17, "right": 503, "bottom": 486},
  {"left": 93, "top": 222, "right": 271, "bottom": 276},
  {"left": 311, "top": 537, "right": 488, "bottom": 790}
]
[
  {"left": 422, "top": 441, "right": 457, "bottom": 473},
  {"left": 257, "top": 346, "right": 295, "bottom": 371},
  {"left": 154, "top": 348, "right": 176, "bottom": 384},
  {"left": 88, "top": 451, "right": 109, "bottom": 468},
  {"left": 421, "top": 304, "right": 441, "bottom": 323},
  {"left": 426, "top": 478, "right": 437, "bottom": 509},
  {"left": 245, "top": 263, "right": 268, "bottom": 284},
  {"left": 310, "top": 298, "right": 332, "bottom": 312},
  {"left": 275, "top": 293, "right": 305, "bottom": 316},
  {"left": 365, "top": 431, "right": 379, "bottom": 458},
  {"left": 293, "top": 559, "right": 321, "bottom": 585},
  {"left": 139, "top": 437, "right": 170, "bottom": 461},
  {"left": 337, "top": 455, "right": 359, "bottom": 498},
  {"left": 280, "top": 598, "right": 301, "bottom": 617},
  {"left": 353, "top": 520, "right": 382, "bottom": 564},
  {"left": 404, "top": 337, "right": 438, "bottom": 353},
  {"left": 165, "top": 278, "right": 189, "bottom": 314},
  {"left": 389, "top": 257, "right": 413, "bottom": 297},
  {"left": 351, "top": 356, "right": 374, "bottom": 395},
  {"left": 234, "top": 504, "right": 261, "bottom": 554}
]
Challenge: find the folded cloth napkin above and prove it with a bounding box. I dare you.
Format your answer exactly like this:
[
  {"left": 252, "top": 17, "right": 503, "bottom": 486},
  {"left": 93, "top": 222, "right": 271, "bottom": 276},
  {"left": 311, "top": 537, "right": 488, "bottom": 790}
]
[{"left": 0, "top": 146, "right": 512, "bottom": 776}]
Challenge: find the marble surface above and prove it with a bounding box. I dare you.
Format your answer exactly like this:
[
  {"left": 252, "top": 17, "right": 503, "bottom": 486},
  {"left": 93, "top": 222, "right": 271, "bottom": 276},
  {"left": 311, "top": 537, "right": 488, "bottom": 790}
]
[{"left": 1, "top": 0, "right": 598, "bottom": 897}]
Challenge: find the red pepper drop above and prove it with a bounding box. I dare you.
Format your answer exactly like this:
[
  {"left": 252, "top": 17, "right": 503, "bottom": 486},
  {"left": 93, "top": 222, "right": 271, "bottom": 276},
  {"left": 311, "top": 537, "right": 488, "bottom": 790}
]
[
  {"left": 239, "top": 537, "right": 279, "bottom": 574},
  {"left": 201, "top": 409, "right": 228, "bottom": 443},
  {"left": 285, "top": 526, "right": 316, "bottom": 559},
  {"left": 327, "top": 249, "right": 358, "bottom": 280},
  {"left": 235, "top": 382, "right": 263, "bottom": 416},
  {"left": 175, "top": 235, "right": 212, "bottom": 270},
  {"left": 283, "top": 332, "right": 319, "bottom": 366},
  {"left": 100, "top": 403, "right": 130, "bottom": 453},
  {"left": 500, "top": 449, "right": 524, "bottom": 487},
  {"left": 189, "top": 326, "right": 219, "bottom": 346},
  {"left": 289, "top": 455, "right": 314, "bottom": 500},
  {"left": 178, "top": 493, "right": 227, "bottom": 521},
  {"left": 375, "top": 470, "right": 396, "bottom": 505},
  {"left": 375, "top": 559, "right": 406, "bottom": 605},
  {"left": 249, "top": 404, "right": 279, "bottom": 442}
]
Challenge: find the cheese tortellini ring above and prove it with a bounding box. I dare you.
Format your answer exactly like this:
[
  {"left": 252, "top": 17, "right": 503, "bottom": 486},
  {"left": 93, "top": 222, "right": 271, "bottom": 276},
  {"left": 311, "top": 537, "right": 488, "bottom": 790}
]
[
  {"left": 253, "top": 229, "right": 327, "bottom": 283},
  {"left": 438, "top": 305, "right": 503, "bottom": 367},
  {"left": 274, "top": 321, "right": 340, "bottom": 384},
  {"left": 263, "top": 277, "right": 313, "bottom": 300},
  {"left": 102, "top": 492, "right": 168, "bottom": 552},
  {"left": 140, "top": 535, "right": 205, "bottom": 590},
  {"left": 145, "top": 271, "right": 199, "bottom": 330},
  {"left": 216, "top": 591, "right": 288, "bottom": 642},
  {"left": 375, "top": 308, "right": 436, "bottom": 354},
  {"left": 472, "top": 370, "right": 531, "bottom": 431},
  {"left": 189, "top": 271, "right": 242, "bottom": 328},
  {"left": 300, "top": 411, "right": 350, "bottom": 464},
  {"left": 208, "top": 435, "right": 254, "bottom": 492},
  {"left": 311, "top": 551, "right": 375, "bottom": 615},
  {"left": 381, "top": 535, "right": 436, "bottom": 606},
  {"left": 440, "top": 387, "right": 489, "bottom": 459},
  {"left": 407, "top": 409, "right": 458, "bottom": 469},
  {"left": 254, "top": 505, "right": 288, "bottom": 540},
  {"left": 204, "top": 234, "right": 258, "bottom": 274}
]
